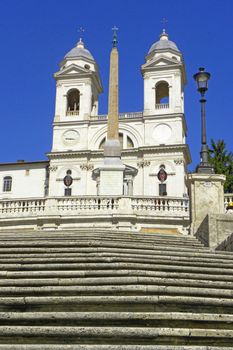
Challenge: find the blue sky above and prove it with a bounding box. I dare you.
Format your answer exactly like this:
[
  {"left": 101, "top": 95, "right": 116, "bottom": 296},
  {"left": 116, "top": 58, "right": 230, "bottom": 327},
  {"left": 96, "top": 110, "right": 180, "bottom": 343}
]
[{"left": 0, "top": 0, "right": 232, "bottom": 170}]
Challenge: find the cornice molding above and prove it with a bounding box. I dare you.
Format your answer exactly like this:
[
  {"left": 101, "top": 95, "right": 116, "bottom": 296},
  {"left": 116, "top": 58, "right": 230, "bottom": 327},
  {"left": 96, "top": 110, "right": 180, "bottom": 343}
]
[{"left": 47, "top": 143, "right": 191, "bottom": 164}]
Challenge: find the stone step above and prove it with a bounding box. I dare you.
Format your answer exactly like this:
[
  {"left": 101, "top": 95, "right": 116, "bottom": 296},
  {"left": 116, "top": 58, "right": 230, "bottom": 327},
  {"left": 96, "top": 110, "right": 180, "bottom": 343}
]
[
  {"left": 0, "top": 249, "right": 213, "bottom": 262},
  {"left": 2, "top": 269, "right": 233, "bottom": 282},
  {"left": 1, "top": 256, "right": 233, "bottom": 270},
  {"left": 0, "top": 326, "right": 233, "bottom": 345},
  {"left": 0, "top": 233, "right": 203, "bottom": 244},
  {"left": 1, "top": 249, "right": 233, "bottom": 262},
  {"left": 0, "top": 312, "right": 232, "bottom": 328},
  {"left": 1, "top": 276, "right": 233, "bottom": 289},
  {"left": 0, "top": 285, "right": 233, "bottom": 298},
  {"left": 1, "top": 262, "right": 233, "bottom": 276},
  {"left": 0, "top": 346, "right": 231, "bottom": 350},
  {"left": 0, "top": 345, "right": 231, "bottom": 350},
  {"left": 1, "top": 295, "right": 233, "bottom": 313},
  {"left": 0, "top": 241, "right": 207, "bottom": 255},
  {"left": 0, "top": 230, "right": 199, "bottom": 240}
]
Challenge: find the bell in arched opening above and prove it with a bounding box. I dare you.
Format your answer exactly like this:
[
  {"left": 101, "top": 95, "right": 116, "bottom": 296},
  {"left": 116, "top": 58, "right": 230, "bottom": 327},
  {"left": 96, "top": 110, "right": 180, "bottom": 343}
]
[{"left": 66, "top": 89, "right": 80, "bottom": 116}]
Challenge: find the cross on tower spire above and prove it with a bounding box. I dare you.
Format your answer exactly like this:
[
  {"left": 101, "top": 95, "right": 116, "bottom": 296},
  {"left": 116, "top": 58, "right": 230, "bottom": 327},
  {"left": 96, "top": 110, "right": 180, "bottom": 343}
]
[
  {"left": 78, "top": 26, "right": 85, "bottom": 41},
  {"left": 161, "top": 18, "right": 168, "bottom": 33},
  {"left": 112, "top": 25, "right": 118, "bottom": 47}
]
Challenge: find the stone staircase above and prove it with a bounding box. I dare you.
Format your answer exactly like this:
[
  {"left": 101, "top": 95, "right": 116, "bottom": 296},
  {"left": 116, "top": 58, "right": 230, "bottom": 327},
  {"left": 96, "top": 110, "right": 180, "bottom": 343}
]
[{"left": 0, "top": 229, "right": 233, "bottom": 349}]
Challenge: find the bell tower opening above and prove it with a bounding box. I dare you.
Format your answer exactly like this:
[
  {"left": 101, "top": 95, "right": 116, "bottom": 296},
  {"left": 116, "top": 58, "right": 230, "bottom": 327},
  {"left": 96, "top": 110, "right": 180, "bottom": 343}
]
[
  {"left": 66, "top": 89, "right": 80, "bottom": 116},
  {"left": 155, "top": 81, "right": 169, "bottom": 108}
]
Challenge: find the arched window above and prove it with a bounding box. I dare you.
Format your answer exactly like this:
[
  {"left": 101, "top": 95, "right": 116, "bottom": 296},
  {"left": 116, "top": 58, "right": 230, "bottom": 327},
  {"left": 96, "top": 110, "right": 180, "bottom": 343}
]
[
  {"left": 67, "top": 89, "right": 80, "bottom": 116},
  {"left": 3, "top": 176, "right": 12, "bottom": 192},
  {"left": 98, "top": 133, "right": 134, "bottom": 150},
  {"left": 127, "top": 136, "right": 134, "bottom": 148},
  {"left": 155, "top": 81, "right": 169, "bottom": 109}
]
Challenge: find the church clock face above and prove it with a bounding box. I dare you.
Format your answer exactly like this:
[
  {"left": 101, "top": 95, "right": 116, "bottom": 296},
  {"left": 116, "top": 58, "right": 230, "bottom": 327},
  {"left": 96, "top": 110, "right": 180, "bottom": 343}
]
[{"left": 62, "top": 130, "right": 79, "bottom": 146}]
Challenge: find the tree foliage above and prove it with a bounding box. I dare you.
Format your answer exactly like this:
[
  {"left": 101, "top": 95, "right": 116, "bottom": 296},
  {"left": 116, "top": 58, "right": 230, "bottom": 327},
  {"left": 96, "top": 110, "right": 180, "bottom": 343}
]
[{"left": 209, "top": 139, "right": 233, "bottom": 193}]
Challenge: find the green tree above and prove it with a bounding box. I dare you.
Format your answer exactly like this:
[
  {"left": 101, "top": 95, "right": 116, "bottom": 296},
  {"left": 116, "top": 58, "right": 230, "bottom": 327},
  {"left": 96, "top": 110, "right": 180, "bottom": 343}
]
[{"left": 209, "top": 139, "right": 233, "bottom": 193}]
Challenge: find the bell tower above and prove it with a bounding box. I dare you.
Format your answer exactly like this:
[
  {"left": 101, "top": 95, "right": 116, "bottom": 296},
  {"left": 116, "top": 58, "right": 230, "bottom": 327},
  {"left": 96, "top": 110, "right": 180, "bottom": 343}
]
[
  {"left": 51, "top": 37, "right": 103, "bottom": 153},
  {"left": 53, "top": 38, "right": 103, "bottom": 123},
  {"left": 141, "top": 30, "right": 186, "bottom": 116}
]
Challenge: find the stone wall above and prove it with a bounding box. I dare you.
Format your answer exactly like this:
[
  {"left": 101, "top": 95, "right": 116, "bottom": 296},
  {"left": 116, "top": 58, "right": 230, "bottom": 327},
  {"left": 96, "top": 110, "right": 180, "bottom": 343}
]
[
  {"left": 216, "top": 232, "right": 233, "bottom": 251},
  {"left": 195, "top": 213, "right": 233, "bottom": 249}
]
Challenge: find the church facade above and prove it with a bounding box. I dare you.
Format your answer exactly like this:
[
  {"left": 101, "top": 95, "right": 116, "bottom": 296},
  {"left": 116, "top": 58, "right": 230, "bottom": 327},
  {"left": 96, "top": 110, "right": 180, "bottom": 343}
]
[{"left": 0, "top": 30, "right": 191, "bottom": 202}]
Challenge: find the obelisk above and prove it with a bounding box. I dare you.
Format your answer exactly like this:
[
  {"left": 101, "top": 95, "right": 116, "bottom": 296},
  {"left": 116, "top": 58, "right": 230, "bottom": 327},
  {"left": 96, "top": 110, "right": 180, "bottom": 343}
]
[{"left": 99, "top": 27, "right": 125, "bottom": 195}]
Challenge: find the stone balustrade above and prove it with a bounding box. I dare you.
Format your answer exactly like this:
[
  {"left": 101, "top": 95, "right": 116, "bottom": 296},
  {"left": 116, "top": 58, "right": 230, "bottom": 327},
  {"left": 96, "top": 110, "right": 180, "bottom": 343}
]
[
  {"left": 131, "top": 196, "right": 189, "bottom": 213},
  {"left": 0, "top": 196, "right": 188, "bottom": 217},
  {"left": 66, "top": 111, "right": 79, "bottom": 116},
  {"left": 0, "top": 199, "right": 46, "bottom": 214},
  {"left": 92, "top": 112, "right": 143, "bottom": 120},
  {"left": 57, "top": 197, "right": 119, "bottom": 211},
  {"left": 155, "top": 103, "right": 169, "bottom": 109},
  {"left": 1, "top": 194, "right": 232, "bottom": 219}
]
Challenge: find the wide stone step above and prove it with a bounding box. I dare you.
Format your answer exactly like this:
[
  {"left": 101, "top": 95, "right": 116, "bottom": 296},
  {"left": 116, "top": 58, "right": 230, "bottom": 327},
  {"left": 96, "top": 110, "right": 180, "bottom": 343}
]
[
  {"left": 1, "top": 262, "right": 233, "bottom": 276},
  {"left": 0, "top": 312, "right": 232, "bottom": 329},
  {"left": 0, "top": 234, "right": 204, "bottom": 246},
  {"left": 1, "top": 256, "right": 233, "bottom": 270},
  {"left": 1, "top": 249, "right": 233, "bottom": 263},
  {"left": 0, "top": 247, "right": 232, "bottom": 263},
  {"left": 0, "top": 326, "right": 233, "bottom": 345},
  {"left": 0, "top": 285, "right": 233, "bottom": 299},
  {"left": 1, "top": 295, "right": 233, "bottom": 313},
  {"left": 0, "top": 242, "right": 207, "bottom": 256},
  {"left": 2, "top": 269, "right": 233, "bottom": 283},
  {"left": 0, "top": 345, "right": 231, "bottom": 350},
  {"left": 1, "top": 276, "right": 233, "bottom": 289},
  {"left": 0, "top": 231, "right": 201, "bottom": 241}
]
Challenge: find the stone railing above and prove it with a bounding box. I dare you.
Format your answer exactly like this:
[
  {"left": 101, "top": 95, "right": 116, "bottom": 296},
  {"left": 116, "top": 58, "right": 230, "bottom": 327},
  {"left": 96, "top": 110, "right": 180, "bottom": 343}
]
[
  {"left": 0, "top": 199, "right": 46, "bottom": 214},
  {"left": 131, "top": 196, "right": 189, "bottom": 213},
  {"left": 155, "top": 103, "right": 169, "bottom": 110},
  {"left": 66, "top": 111, "right": 79, "bottom": 116},
  {"left": 0, "top": 196, "right": 188, "bottom": 218},
  {"left": 57, "top": 197, "right": 119, "bottom": 211},
  {"left": 92, "top": 112, "right": 143, "bottom": 120},
  {"left": 224, "top": 193, "right": 233, "bottom": 209}
]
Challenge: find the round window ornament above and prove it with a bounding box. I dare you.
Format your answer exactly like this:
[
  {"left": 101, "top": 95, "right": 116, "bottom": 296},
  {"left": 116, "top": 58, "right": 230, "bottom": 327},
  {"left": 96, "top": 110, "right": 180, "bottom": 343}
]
[
  {"left": 63, "top": 175, "right": 73, "bottom": 187},
  {"left": 157, "top": 168, "right": 167, "bottom": 182}
]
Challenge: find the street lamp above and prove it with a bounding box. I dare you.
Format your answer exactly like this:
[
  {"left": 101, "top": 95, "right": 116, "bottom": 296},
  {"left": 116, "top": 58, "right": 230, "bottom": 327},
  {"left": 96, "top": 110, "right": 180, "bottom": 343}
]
[{"left": 193, "top": 67, "right": 214, "bottom": 174}]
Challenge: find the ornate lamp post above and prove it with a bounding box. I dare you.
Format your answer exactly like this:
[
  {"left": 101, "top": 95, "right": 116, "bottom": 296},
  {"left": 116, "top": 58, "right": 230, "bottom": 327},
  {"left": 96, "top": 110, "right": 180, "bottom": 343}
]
[{"left": 193, "top": 67, "right": 214, "bottom": 174}]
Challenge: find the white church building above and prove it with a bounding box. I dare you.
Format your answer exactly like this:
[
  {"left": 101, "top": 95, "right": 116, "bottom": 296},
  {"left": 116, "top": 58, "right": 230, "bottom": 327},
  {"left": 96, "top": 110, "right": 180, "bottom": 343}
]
[{"left": 0, "top": 30, "right": 191, "bottom": 233}]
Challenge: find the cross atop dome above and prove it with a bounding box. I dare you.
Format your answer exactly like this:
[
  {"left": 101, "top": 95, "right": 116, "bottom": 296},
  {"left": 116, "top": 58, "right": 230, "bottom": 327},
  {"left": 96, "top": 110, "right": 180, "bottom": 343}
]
[
  {"left": 161, "top": 17, "right": 168, "bottom": 31},
  {"left": 78, "top": 26, "right": 85, "bottom": 41}
]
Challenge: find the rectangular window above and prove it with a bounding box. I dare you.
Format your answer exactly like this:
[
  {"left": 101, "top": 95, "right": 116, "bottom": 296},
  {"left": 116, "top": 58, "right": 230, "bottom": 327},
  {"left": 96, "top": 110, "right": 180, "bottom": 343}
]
[
  {"left": 159, "top": 183, "right": 167, "bottom": 196},
  {"left": 3, "top": 177, "right": 12, "bottom": 192},
  {"left": 64, "top": 188, "right": 72, "bottom": 196}
]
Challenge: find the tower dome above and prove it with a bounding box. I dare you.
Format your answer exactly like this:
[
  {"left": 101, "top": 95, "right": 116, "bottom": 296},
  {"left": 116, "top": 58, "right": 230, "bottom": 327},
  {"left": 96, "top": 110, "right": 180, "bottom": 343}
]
[
  {"left": 148, "top": 30, "right": 180, "bottom": 54},
  {"left": 65, "top": 38, "right": 94, "bottom": 61}
]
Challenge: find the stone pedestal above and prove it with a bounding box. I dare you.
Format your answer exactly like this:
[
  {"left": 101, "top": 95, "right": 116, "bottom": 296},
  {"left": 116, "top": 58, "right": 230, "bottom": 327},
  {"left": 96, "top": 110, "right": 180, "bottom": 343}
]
[
  {"left": 188, "top": 173, "right": 225, "bottom": 235},
  {"left": 99, "top": 158, "right": 125, "bottom": 196}
]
